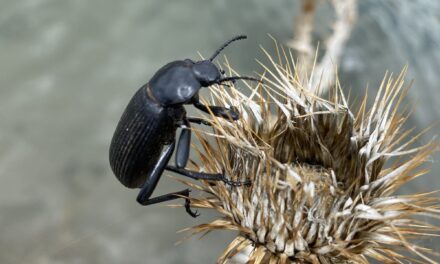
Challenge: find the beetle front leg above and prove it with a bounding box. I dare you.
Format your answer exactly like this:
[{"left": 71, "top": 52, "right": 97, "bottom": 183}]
[
  {"left": 186, "top": 117, "right": 212, "bottom": 126},
  {"left": 192, "top": 95, "right": 239, "bottom": 121}
]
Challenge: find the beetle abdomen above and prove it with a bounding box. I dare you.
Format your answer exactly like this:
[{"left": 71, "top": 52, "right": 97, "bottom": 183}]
[{"left": 109, "top": 85, "right": 168, "bottom": 188}]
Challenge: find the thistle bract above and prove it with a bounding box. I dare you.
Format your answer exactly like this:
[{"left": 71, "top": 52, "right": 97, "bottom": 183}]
[{"left": 177, "top": 45, "right": 439, "bottom": 264}]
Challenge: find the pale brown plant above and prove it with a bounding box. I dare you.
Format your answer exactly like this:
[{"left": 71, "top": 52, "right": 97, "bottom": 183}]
[
  {"left": 289, "top": 0, "right": 358, "bottom": 94},
  {"left": 173, "top": 43, "right": 439, "bottom": 263}
]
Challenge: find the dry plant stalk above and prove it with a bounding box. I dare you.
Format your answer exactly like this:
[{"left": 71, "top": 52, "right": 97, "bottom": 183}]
[
  {"left": 289, "top": 0, "right": 358, "bottom": 94},
  {"left": 173, "top": 42, "right": 440, "bottom": 264}
]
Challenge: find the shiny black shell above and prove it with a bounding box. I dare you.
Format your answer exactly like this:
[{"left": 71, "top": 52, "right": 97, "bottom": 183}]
[{"left": 109, "top": 85, "right": 185, "bottom": 188}]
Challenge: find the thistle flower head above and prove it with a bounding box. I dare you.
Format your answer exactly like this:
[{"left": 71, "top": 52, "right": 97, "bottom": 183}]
[{"left": 178, "top": 44, "right": 439, "bottom": 263}]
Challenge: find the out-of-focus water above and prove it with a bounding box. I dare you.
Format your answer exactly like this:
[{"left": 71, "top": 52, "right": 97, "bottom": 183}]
[{"left": 0, "top": 1, "right": 438, "bottom": 263}]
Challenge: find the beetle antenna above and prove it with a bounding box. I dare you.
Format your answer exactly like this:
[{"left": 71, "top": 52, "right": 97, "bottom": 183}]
[
  {"left": 209, "top": 35, "right": 247, "bottom": 61},
  {"left": 217, "top": 76, "right": 262, "bottom": 84}
]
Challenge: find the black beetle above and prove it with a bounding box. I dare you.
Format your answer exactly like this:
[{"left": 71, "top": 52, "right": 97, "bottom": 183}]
[{"left": 109, "top": 35, "right": 258, "bottom": 217}]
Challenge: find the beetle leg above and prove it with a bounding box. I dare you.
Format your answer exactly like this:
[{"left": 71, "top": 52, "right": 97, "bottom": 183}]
[
  {"left": 184, "top": 191, "right": 200, "bottom": 218},
  {"left": 186, "top": 117, "right": 212, "bottom": 126},
  {"left": 137, "top": 142, "right": 176, "bottom": 204},
  {"left": 176, "top": 119, "right": 191, "bottom": 168},
  {"left": 136, "top": 141, "right": 199, "bottom": 217},
  {"left": 194, "top": 102, "right": 239, "bottom": 120},
  {"left": 138, "top": 189, "right": 199, "bottom": 218},
  {"left": 192, "top": 96, "right": 239, "bottom": 121},
  {"left": 166, "top": 166, "right": 251, "bottom": 187}
]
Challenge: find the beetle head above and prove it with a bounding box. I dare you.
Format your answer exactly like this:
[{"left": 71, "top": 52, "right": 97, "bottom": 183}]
[
  {"left": 149, "top": 36, "right": 261, "bottom": 106},
  {"left": 192, "top": 35, "right": 262, "bottom": 87},
  {"left": 191, "top": 35, "right": 247, "bottom": 87},
  {"left": 192, "top": 60, "right": 222, "bottom": 87}
]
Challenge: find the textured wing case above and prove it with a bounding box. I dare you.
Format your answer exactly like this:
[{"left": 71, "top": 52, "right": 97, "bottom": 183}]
[{"left": 109, "top": 86, "right": 165, "bottom": 188}]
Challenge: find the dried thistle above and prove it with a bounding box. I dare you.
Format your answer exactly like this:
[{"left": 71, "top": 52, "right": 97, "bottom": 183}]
[{"left": 176, "top": 43, "right": 439, "bottom": 263}]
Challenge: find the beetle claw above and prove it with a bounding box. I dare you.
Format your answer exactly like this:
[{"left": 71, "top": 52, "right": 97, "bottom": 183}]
[
  {"left": 243, "top": 179, "right": 252, "bottom": 186},
  {"left": 225, "top": 106, "right": 239, "bottom": 121},
  {"left": 184, "top": 197, "right": 200, "bottom": 218}
]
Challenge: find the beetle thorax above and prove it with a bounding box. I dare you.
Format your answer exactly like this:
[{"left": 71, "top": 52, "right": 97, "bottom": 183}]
[{"left": 149, "top": 60, "right": 202, "bottom": 106}]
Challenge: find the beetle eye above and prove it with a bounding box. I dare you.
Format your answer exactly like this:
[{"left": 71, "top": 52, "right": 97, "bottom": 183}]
[{"left": 220, "top": 69, "right": 226, "bottom": 75}]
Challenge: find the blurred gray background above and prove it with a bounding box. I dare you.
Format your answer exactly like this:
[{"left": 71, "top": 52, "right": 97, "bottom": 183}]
[{"left": 0, "top": 0, "right": 439, "bottom": 263}]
